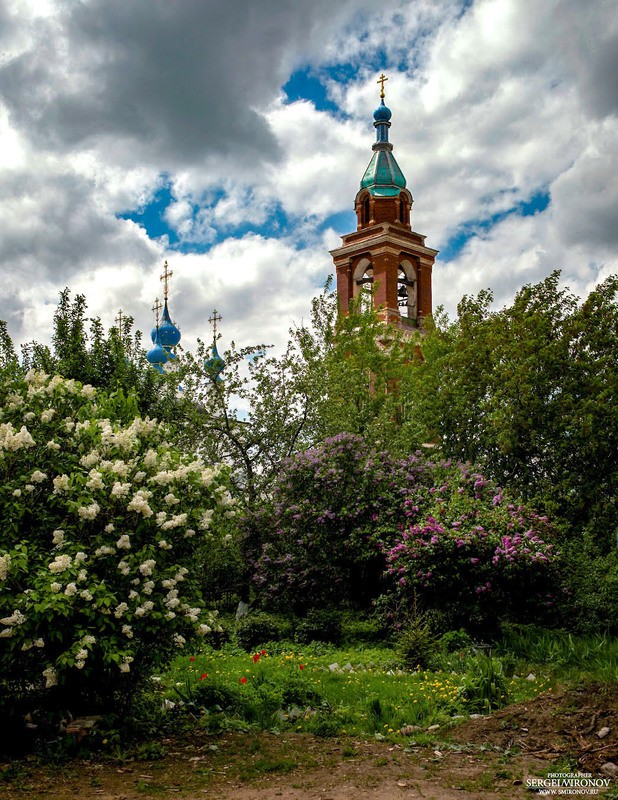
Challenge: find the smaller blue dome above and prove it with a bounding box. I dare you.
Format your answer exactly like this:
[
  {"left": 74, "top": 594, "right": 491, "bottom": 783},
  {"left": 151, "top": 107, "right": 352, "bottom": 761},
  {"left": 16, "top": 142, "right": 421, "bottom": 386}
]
[
  {"left": 158, "top": 320, "right": 181, "bottom": 348},
  {"left": 147, "top": 341, "right": 168, "bottom": 366},
  {"left": 158, "top": 300, "right": 181, "bottom": 348},
  {"left": 373, "top": 101, "right": 392, "bottom": 122},
  {"left": 205, "top": 341, "right": 225, "bottom": 382}
]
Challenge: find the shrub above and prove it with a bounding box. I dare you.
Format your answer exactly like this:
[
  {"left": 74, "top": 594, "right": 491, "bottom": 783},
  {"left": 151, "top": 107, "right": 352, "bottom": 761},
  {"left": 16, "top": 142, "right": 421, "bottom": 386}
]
[
  {"left": 244, "top": 433, "right": 427, "bottom": 612},
  {"left": 235, "top": 613, "right": 288, "bottom": 651},
  {"left": 395, "top": 613, "right": 437, "bottom": 670},
  {"left": 245, "top": 433, "right": 559, "bottom": 633},
  {"left": 294, "top": 610, "right": 342, "bottom": 645},
  {"left": 190, "top": 679, "right": 243, "bottom": 713},
  {"left": 383, "top": 462, "right": 560, "bottom": 634},
  {"left": 0, "top": 371, "right": 234, "bottom": 727},
  {"left": 439, "top": 629, "right": 474, "bottom": 653}
]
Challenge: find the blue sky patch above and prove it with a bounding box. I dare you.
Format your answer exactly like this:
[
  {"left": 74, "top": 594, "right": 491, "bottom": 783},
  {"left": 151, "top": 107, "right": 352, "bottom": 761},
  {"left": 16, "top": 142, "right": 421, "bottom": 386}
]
[
  {"left": 118, "top": 182, "right": 181, "bottom": 247},
  {"left": 439, "top": 189, "right": 551, "bottom": 261},
  {"left": 320, "top": 209, "right": 357, "bottom": 235},
  {"left": 283, "top": 68, "right": 339, "bottom": 112},
  {"left": 119, "top": 180, "right": 296, "bottom": 253},
  {"left": 519, "top": 190, "right": 550, "bottom": 216}
]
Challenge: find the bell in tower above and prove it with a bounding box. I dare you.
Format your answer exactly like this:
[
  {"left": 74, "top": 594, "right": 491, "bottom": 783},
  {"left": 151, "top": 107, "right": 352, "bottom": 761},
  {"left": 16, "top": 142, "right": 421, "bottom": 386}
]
[{"left": 330, "top": 75, "right": 438, "bottom": 332}]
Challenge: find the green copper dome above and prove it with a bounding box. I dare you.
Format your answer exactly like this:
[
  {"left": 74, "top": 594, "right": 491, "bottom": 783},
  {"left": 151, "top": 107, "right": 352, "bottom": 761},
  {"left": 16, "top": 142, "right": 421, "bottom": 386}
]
[{"left": 360, "top": 147, "right": 407, "bottom": 197}]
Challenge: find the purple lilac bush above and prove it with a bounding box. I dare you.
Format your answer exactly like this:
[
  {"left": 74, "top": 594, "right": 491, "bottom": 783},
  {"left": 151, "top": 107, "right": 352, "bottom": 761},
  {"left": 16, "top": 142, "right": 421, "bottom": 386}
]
[
  {"left": 244, "top": 434, "right": 402, "bottom": 611},
  {"left": 244, "top": 433, "right": 559, "bottom": 629},
  {"left": 382, "top": 462, "right": 559, "bottom": 630}
]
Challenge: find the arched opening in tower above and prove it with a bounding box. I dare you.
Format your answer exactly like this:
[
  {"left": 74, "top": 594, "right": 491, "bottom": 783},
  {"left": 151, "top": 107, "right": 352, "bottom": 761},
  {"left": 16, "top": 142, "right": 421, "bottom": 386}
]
[
  {"left": 353, "top": 258, "right": 374, "bottom": 313},
  {"left": 397, "top": 261, "right": 417, "bottom": 322}
]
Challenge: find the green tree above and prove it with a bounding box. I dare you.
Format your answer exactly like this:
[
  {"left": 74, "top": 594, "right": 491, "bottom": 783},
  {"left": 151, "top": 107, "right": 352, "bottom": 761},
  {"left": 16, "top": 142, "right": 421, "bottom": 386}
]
[
  {"left": 399, "top": 272, "right": 618, "bottom": 630},
  {"left": 0, "top": 321, "right": 19, "bottom": 376},
  {"left": 173, "top": 281, "right": 427, "bottom": 512},
  {"left": 408, "top": 272, "right": 617, "bottom": 549},
  {"left": 316, "top": 294, "right": 421, "bottom": 450},
  {"left": 19, "top": 288, "right": 176, "bottom": 419}
]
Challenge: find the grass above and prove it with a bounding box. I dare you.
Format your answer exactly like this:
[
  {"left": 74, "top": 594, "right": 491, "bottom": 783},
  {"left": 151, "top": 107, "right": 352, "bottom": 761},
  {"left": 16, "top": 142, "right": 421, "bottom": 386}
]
[
  {"left": 496, "top": 624, "right": 618, "bottom": 681},
  {"left": 4, "top": 623, "right": 614, "bottom": 770},
  {"left": 457, "top": 770, "right": 496, "bottom": 792},
  {"left": 155, "top": 637, "right": 560, "bottom": 742},
  {"left": 1, "top": 622, "right": 617, "bottom": 799}
]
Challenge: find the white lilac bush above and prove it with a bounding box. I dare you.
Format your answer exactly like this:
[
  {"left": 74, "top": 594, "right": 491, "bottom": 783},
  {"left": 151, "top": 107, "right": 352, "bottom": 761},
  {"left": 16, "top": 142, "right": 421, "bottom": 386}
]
[{"left": 0, "top": 370, "right": 234, "bottom": 713}]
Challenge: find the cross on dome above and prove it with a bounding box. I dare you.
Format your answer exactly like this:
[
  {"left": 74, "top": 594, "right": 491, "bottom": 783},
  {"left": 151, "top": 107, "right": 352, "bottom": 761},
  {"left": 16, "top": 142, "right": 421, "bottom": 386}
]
[
  {"left": 160, "top": 260, "right": 173, "bottom": 300},
  {"left": 205, "top": 309, "right": 226, "bottom": 382},
  {"left": 147, "top": 262, "right": 181, "bottom": 373},
  {"left": 377, "top": 73, "right": 388, "bottom": 100},
  {"left": 151, "top": 298, "right": 162, "bottom": 327},
  {"left": 208, "top": 309, "right": 222, "bottom": 339}
]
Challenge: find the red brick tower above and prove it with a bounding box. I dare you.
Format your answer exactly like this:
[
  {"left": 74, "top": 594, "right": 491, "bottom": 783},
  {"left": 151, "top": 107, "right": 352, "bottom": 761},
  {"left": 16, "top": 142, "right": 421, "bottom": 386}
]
[{"left": 330, "top": 76, "right": 438, "bottom": 332}]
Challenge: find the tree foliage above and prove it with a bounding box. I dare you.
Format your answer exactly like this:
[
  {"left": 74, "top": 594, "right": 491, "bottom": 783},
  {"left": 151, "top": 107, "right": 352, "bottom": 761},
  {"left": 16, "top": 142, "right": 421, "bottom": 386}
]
[
  {"left": 20, "top": 288, "right": 175, "bottom": 419},
  {"left": 2, "top": 271, "right": 615, "bottom": 632},
  {"left": 174, "top": 282, "right": 427, "bottom": 515},
  {"left": 403, "top": 272, "right": 618, "bottom": 553}
]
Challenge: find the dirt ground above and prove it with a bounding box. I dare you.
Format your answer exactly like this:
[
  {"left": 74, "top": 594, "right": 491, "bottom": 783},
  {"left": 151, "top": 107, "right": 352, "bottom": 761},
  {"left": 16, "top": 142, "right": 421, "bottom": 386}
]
[{"left": 1, "top": 683, "right": 617, "bottom": 800}]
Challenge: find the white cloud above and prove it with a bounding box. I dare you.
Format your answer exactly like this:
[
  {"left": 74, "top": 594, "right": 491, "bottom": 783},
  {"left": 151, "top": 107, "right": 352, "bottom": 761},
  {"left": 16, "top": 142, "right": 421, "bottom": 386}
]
[
  {"left": 551, "top": 119, "right": 618, "bottom": 250},
  {"left": 0, "top": 0, "right": 615, "bottom": 362},
  {"left": 148, "top": 235, "right": 331, "bottom": 355}
]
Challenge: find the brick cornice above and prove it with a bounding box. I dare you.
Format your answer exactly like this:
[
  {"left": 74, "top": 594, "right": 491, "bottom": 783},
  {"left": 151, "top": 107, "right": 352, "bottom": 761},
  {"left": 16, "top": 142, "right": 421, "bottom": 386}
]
[{"left": 330, "top": 235, "right": 439, "bottom": 262}]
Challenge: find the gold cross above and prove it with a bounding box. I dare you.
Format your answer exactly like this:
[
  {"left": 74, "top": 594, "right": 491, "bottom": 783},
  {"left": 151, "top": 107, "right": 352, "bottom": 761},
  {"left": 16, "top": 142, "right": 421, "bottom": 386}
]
[
  {"left": 160, "top": 260, "right": 173, "bottom": 300},
  {"left": 208, "top": 309, "right": 222, "bottom": 338},
  {"left": 151, "top": 298, "right": 162, "bottom": 326},
  {"left": 377, "top": 73, "right": 388, "bottom": 100},
  {"left": 115, "top": 309, "right": 124, "bottom": 332}
]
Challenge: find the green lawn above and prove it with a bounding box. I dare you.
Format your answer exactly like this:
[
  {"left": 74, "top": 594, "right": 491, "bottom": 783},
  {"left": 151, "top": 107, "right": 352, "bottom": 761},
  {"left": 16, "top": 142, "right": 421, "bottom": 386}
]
[{"left": 156, "top": 639, "right": 557, "bottom": 741}]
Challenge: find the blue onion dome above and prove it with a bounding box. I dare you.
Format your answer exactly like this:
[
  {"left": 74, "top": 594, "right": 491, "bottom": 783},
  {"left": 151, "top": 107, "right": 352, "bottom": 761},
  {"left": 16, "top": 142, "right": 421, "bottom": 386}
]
[
  {"left": 158, "top": 300, "right": 181, "bottom": 348},
  {"left": 373, "top": 100, "right": 392, "bottom": 122},
  {"left": 147, "top": 339, "right": 168, "bottom": 368},
  {"left": 150, "top": 326, "right": 158, "bottom": 343}
]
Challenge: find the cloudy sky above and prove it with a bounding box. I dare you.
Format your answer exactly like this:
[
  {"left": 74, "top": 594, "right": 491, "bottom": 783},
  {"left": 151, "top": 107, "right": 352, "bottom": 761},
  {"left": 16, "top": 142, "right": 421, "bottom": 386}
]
[{"left": 1, "top": 0, "right": 616, "bottom": 356}]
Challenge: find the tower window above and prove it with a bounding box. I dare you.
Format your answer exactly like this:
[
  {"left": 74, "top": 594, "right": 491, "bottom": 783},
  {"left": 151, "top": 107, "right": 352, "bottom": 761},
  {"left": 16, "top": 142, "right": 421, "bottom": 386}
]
[{"left": 362, "top": 196, "right": 370, "bottom": 225}]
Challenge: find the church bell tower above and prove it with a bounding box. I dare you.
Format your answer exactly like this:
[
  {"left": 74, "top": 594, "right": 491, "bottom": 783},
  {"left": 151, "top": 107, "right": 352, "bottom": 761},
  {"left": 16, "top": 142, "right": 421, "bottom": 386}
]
[{"left": 330, "top": 75, "right": 438, "bottom": 331}]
